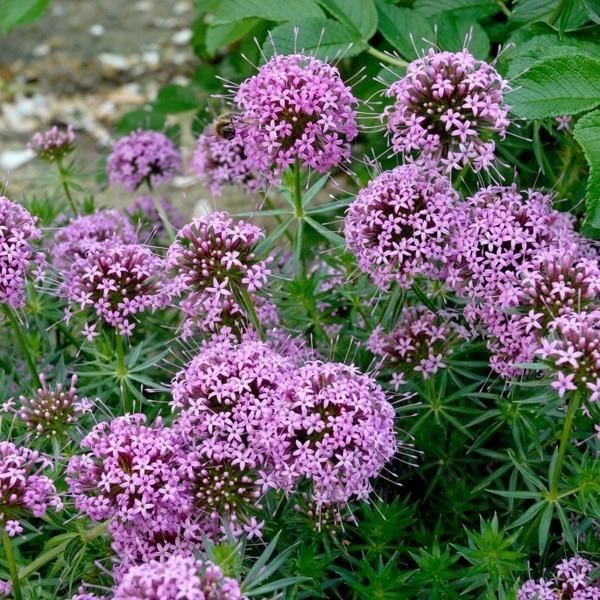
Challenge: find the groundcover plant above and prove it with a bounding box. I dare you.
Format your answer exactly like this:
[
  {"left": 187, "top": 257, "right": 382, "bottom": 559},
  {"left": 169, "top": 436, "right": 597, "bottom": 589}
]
[{"left": 2, "top": 0, "right": 600, "bottom": 598}]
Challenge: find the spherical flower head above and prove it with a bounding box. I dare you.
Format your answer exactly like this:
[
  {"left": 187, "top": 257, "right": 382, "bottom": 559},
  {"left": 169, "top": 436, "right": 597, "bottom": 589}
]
[
  {"left": 518, "top": 556, "right": 599, "bottom": 599},
  {"left": 0, "top": 441, "right": 62, "bottom": 533},
  {"left": 126, "top": 196, "right": 186, "bottom": 244},
  {"left": 538, "top": 310, "right": 600, "bottom": 400},
  {"left": 114, "top": 554, "right": 243, "bottom": 600},
  {"left": 17, "top": 373, "right": 83, "bottom": 438},
  {"left": 59, "top": 241, "right": 165, "bottom": 337},
  {"left": 449, "top": 186, "right": 580, "bottom": 309},
  {"left": 0, "top": 196, "right": 43, "bottom": 309},
  {"left": 265, "top": 361, "right": 397, "bottom": 507},
  {"left": 234, "top": 53, "right": 358, "bottom": 177},
  {"left": 66, "top": 414, "right": 203, "bottom": 564},
  {"left": 368, "top": 306, "right": 467, "bottom": 380},
  {"left": 166, "top": 212, "right": 271, "bottom": 328},
  {"left": 383, "top": 49, "right": 509, "bottom": 172},
  {"left": 29, "top": 125, "right": 76, "bottom": 162},
  {"left": 107, "top": 130, "right": 181, "bottom": 191},
  {"left": 344, "top": 162, "right": 459, "bottom": 289},
  {"left": 172, "top": 335, "right": 294, "bottom": 530},
  {"left": 191, "top": 125, "right": 267, "bottom": 196},
  {"left": 52, "top": 210, "right": 138, "bottom": 271}
]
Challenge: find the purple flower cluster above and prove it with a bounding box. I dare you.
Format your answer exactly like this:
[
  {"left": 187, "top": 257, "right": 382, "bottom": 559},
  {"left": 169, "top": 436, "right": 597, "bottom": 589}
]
[
  {"left": 0, "top": 441, "right": 62, "bottom": 536},
  {"left": 172, "top": 335, "right": 293, "bottom": 535},
  {"left": 234, "top": 54, "right": 358, "bottom": 176},
  {"left": 29, "top": 125, "right": 76, "bottom": 162},
  {"left": 368, "top": 307, "right": 467, "bottom": 383},
  {"left": 16, "top": 374, "right": 83, "bottom": 438},
  {"left": 113, "top": 554, "right": 243, "bottom": 600},
  {"left": 344, "top": 163, "right": 458, "bottom": 289},
  {"left": 191, "top": 125, "right": 266, "bottom": 196},
  {"left": 264, "top": 361, "right": 397, "bottom": 507},
  {"left": 60, "top": 241, "right": 164, "bottom": 337},
  {"left": 383, "top": 49, "right": 509, "bottom": 172},
  {"left": 518, "top": 556, "right": 600, "bottom": 599},
  {"left": 126, "top": 196, "right": 186, "bottom": 244},
  {"left": 0, "top": 196, "right": 43, "bottom": 309},
  {"left": 66, "top": 414, "right": 206, "bottom": 566},
  {"left": 166, "top": 211, "right": 271, "bottom": 333},
  {"left": 52, "top": 209, "right": 137, "bottom": 271},
  {"left": 107, "top": 130, "right": 181, "bottom": 191}
]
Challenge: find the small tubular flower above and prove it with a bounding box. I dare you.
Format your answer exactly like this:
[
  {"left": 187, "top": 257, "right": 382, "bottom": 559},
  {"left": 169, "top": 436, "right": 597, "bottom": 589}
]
[
  {"left": 52, "top": 209, "right": 137, "bottom": 271},
  {"left": 383, "top": 49, "right": 509, "bottom": 172},
  {"left": 60, "top": 241, "right": 165, "bottom": 337},
  {"left": 264, "top": 361, "right": 397, "bottom": 507},
  {"left": 191, "top": 125, "right": 266, "bottom": 196},
  {"left": 113, "top": 554, "right": 243, "bottom": 600},
  {"left": 107, "top": 130, "right": 181, "bottom": 191},
  {"left": 0, "top": 441, "right": 62, "bottom": 535},
  {"left": 234, "top": 53, "right": 358, "bottom": 176},
  {"left": 0, "top": 196, "right": 43, "bottom": 309},
  {"left": 344, "top": 163, "right": 459, "bottom": 289}
]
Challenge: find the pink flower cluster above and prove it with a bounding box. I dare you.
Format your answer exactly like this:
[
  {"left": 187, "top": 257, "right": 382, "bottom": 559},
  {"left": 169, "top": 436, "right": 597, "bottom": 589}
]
[
  {"left": 0, "top": 196, "right": 43, "bottom": 309},
  {"left": 126, "top": 196, "right": 186, "bottom": 244},
  {"left": 52, "top": 209, "right": 137, "bottom": 271},
  {"left": 172, "top": 335, "right": 293, "bottom": 535},
  {"left": 384, "top": 49, "right": 509, "bottom": 172},
  {"left": 0, "top": 441, "right": 62, "bottom": 536},
  {"left": 107, "top": 130, "right": 181, "bottom": 191},
  {"left": 29, "top": 125, "right": 76, "bottom": 162},
  {"left": 166, "top": 211, "right": 271, "bottom": 334},
  {"left": 66, "top": 414, "right": 206, "bottom": 567},
  {"left": 518, "top": 556, "right": 600, "bottom": 599},
  {"left": 264, "top": 361, "right": 398, "bottom": 507},
  {"left": 60, "top": 241, "right": 164, "bottom": 337},
  {"left": 368, "top": 307, "right": 467, "bottom": 383},
  {"left": 16, "top": 374, "right": 83, "bottom": 438},
  {"left": 344, "top": 163, "right": 458, "bottom": 289},
  {"left": 234, "top": 54, "right": 358, "bottom": 176},
  {"left": 191, "top": 125, "right": 266, "bottom": 196},
  {"left": 113, "top": 554, "right": 243, "bottom": 600}
]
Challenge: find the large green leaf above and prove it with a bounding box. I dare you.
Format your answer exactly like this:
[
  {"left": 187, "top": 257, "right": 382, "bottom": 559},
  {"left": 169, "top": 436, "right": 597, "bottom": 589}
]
[
  {"left": 574, "top": 109, "right": 600, "bottom": 238},
  {"left": 153, "top": 84, "right": 198, "bottom": 114},
  {"left": 413, "top": 0, "right": 499, "bottom": 20},
  {"left": 435, "top": 12, "right": 490, "bottom": 59},
  {"left": 376, "top": 2, "right": 433, "bottom": 59},
  {"left": 505, "top": 34, "right": 600, "bottom": 79},
  {"left": 0, "top": 0, "right": 50, "bottom": 32},
  {"left": 507, "top": 55, "right": 600, "bottom": 119},
  {"left": 318, "top": 0, "right": 378, "bottom": 40},
  {"left": 212, "top": 0, "right": 324, "bottom": 25},
  {"left": 511, "top": 0, "right": 589, "bottom": 28},
  {"left": 263, "top": 18, "right": 366, "bottom": 60},
  {"left": 582, "top": 0, "right": 600, "bottom": 23},
  {"left": 205, "top": 19, "right": 260, "bottom": 56}
]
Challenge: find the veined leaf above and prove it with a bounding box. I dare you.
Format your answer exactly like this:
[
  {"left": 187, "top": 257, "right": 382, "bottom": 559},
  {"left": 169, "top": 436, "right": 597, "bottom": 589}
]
[
  {"left": 318, "top": 0, "right": 378, "bottom": 40},
  {"left": 413, "top": 0, "right": 499, "bottom": 20},
  {"left": 0, "top": 0, "right": 50, "bottom": 33},
  {"left": 212, "top": 0, "right": 324, "bottom": 25}
]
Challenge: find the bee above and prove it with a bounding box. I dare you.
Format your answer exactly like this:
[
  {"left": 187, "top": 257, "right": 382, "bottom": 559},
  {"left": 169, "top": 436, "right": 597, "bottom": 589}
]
[{"left": 214, "top": 112, "right": 238, "bottom": 140}]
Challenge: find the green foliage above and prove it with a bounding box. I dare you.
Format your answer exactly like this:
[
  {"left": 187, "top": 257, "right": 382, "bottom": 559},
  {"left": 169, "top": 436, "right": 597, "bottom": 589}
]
[{"left": 0, "top": 0, "right": 50, "bottom": 33}]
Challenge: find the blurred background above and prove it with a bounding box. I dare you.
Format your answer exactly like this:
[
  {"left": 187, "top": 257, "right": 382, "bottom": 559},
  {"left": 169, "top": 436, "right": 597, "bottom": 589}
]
[{"left": 0, "top": 0, "right": 222, "bottom": 215}]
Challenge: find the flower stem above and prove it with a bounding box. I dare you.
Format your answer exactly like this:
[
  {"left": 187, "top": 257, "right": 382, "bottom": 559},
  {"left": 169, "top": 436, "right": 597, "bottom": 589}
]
[
  {"left": 1, "top": 304, "right": 41, "bottom": 388},
  {"left": 56, "top": 158, "right": 78, "bottom": 216},
  {"left": 495, "top": 0, "right": 511, "bottom": 17},
  {"left": 115, "top": 334, "right": 132, "bottom": 414},
  {"left": 367, "top": 46, "right": 408, "bottom": 69},
  {"left": 549, "top": 390, "right": 580, "bottom": 496},
  {"left": 3, "top": 528, "right": 23, "bottom": 600},
  {"left": 293, "top": 159, "right": 303, "bottom": 219},
  {"left": 151, "top": 194, "right": 176, "bottom": 244}
]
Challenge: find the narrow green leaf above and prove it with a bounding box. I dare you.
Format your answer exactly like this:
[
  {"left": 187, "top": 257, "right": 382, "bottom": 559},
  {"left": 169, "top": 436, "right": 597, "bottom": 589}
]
[
  {"left": 302, "top": 175, "right": 329, "bottom": 208},
  {"left": 509, "top": 500, "right": 545, "bottom": 528},
  {"left": 556, "top": 504, "right": 577, "bottom": 551},
  {"left": 304, "top": 216, "right": 345, "bottom": 246},
  {"left": 538, "top": 503, "right": 553, "bottom": 554},
  {"left": 507, "top": 55, "right": 600, "bottom": 119},
  {"left": 582, "top": 0, "right": 600, "bottom": 23}
]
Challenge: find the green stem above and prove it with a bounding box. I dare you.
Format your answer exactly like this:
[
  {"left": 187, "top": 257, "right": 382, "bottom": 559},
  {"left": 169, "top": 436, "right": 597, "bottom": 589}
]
[
  {"left": 550, "top": 390, "right": 580, "bottom": 496},
  {"left": 1, "top": 304, "right": 41, "bottom": 388},
  {"left": 367, "top": 46, "right": 408, "bottom": 69},
  {"left": 150, "top": 193, "right": 176, "bottom": 244},
  {"left": 235, "top": 285, "right": 264, "bottom": 341},
  {"left": 495, "top": 0, "right": 511, "bottom": 17},
  {"left": 57, "top": 158, "right": 78, "bottom": 216},
  {"left": 3, "top": 529, "right": 23, "bottom": 600},
  {"left": 293, "top": 159, "right": 303, "bottom": 219},
  {"left": 115, "top": 334, "right": 132, "bottom": 414}
]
